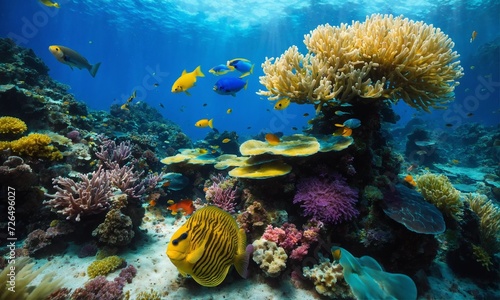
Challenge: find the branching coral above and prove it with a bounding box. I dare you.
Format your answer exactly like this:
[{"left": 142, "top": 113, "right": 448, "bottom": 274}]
[
  {"left": 44, "top": 165, "right": 112, "bottom": 221},
  {"left": 257, "top": 14, "right": 463, "bottom": 112},
  {"left": 416, "top": 173, "right": 463, "bottom": 221}
]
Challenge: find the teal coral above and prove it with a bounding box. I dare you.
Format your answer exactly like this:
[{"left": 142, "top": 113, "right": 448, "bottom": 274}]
[{"left": 332, "top": 246, "right": 417, "bottom": 300}]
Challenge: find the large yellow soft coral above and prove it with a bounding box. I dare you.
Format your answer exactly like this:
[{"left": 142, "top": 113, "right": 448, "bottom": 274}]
[
  {"left": 9, "top": 133, "right": 62, "bottom": 160},
  {"left": 258, "top": 14, "right": 463, "bottom": 112},
  {"left": 466, "top": 194, "right": 500, "bottom": 257},
  {"left": 0, "top": 116, "right": 28, "bottom": 135},
  {"left": 416, "top": 173, "right": 463, "bottom": 220}
]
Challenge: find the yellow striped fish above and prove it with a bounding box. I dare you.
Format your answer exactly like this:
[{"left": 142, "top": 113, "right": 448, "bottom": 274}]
[{"left": 166, "top": 206, "right": 253, "bottom": 287}]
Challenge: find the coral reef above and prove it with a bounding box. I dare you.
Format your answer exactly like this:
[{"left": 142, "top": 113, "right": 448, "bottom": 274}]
[
  {"left": 293, "top": 173, "right": 359, "bottom": 224},
  {"left": 258, "top": 14, "right": 463, "bottom": 112},
  {"left": 416, "top": 173, "right": 463, "bottom": 221},
  {"left": 251, "top": 239, "right": 288, "bottom": 277}
]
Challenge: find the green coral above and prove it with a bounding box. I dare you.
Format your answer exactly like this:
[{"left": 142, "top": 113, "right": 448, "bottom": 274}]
[
  {"left": 87, "top": 255, "right": 125, "bottom": 279},
  {"left": 416, "top": 173, "right": 463, "bottom": 220},
  {"left": 471, "top": 244, "right": 493, "bottom": 271}
]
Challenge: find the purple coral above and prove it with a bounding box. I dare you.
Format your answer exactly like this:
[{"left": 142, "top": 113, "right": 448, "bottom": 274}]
[
  {"left": 205, "top": 174, "right": 239, "bottom": 213},
  {"left": 44, "top": 165, "right": 112, "bottom": 221},
  {"left": 95, "top": 139, "right": 132, "bottom": 167},
  {"left": 293, "top": 173, "right": 359, "bottom": 224}
]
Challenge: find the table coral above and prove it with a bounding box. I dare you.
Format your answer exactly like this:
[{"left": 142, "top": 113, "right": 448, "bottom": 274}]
[{"left": 258, "top": 14, "right": 463, "bottom": 112}]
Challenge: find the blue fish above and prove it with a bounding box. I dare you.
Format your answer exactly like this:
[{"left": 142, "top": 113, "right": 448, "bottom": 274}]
[
  {"left": 213, "top": 77, "right": 248, "bottom": 96},
  {"left": 334, "top": 118, "right": 361, "bottom": 137},
  {"left": 209, "top": 64, "right": 235, "bottom": 76},
  {"left": 343, "top": 118, "right": 361, "bottom": 129},
  {"left": 227, "top": 58, "right": 254, "bottom": 78}
]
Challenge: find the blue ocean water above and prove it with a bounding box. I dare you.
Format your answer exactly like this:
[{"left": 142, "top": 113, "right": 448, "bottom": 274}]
[{"left": 1, "top": 0, "right": 499, "bottom": 141}]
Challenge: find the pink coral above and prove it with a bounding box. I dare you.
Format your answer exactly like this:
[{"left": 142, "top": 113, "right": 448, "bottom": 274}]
[
  {"left": 44, "top": 165, "right": 112, "bottom": 221},
  {"left": 293, "top": 173, "right": 359, "bottom": 224},
  {"left": 205, "top": 174, "right": 239, "bottom": 213},
  {"left": 261, "top": 223, "right": 320, "bottom": 261}
]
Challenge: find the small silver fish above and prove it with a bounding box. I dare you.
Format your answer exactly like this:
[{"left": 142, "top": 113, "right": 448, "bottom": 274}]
[{"left": 335, "top": 111, "right": 351, "bottom": 116}]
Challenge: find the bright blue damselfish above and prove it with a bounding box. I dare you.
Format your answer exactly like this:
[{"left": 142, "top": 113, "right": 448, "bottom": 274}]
[{"left": 213, "top": 77, "right": 248, "bottom": 96}]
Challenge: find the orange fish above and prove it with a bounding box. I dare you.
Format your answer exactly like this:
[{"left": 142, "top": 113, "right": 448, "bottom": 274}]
[
  {"left": 265, "top": 133, "right": 280, "bottom": 145},
  {"left": 148, "top": 193, "right": 161, "bottom": 207},
  {"left": 167, "top": 199, "right": 195, "bottom": 216},
  {"left": 470, "top": 30, "right": 477, "bottom": 43},
  {"left": 404, "top": 174, "right": 417, "bottom": 187}
]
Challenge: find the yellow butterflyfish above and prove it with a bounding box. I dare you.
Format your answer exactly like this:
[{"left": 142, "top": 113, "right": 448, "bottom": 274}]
[{"left": 166, "top": 206, "right": 253, "bottom": 287}]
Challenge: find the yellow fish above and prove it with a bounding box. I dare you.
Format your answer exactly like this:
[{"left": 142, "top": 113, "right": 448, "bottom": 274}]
[
  {"left": 226, "top": 108, "right": 232, "bottom": 114},
  {"left": 274, "top": 98, "right": 290, "bottom": 110},
  {"left": 40, "top": 0, "right": 60, "bottom": 8},
  {"left": 166, "top": 206, "right": 253, "bottom": 287},
  {"left": 171, "top": 65, "right": 205, "bottom": 96},
  {"left": 195, "top": 118, "right": 213, "bottom": 128},
  {"left": 222, "top": 138, "right": 231, "bottom": 143},
  {"left": 49, "top": 45, "right": 101, "bottom": 77}
]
